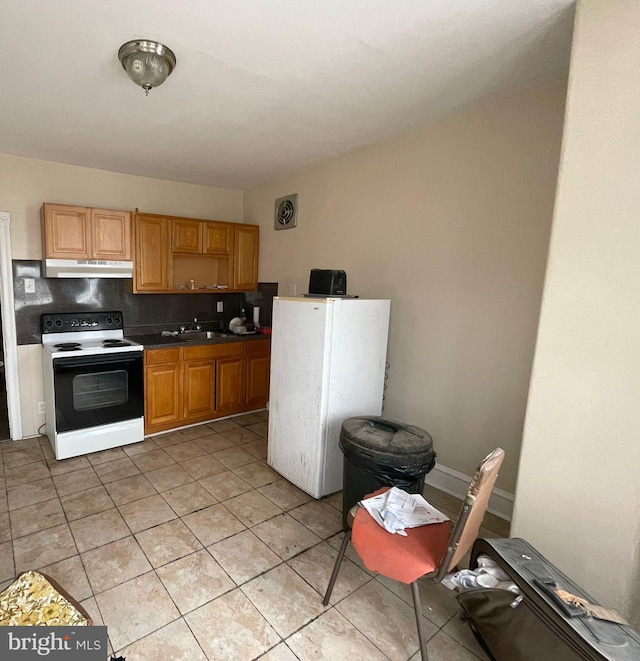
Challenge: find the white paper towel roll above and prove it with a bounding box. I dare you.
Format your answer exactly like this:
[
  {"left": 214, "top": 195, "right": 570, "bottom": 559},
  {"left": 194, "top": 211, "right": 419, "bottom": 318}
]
[{"left": 253, "top": 307, "right": 260, "bottom": 327}]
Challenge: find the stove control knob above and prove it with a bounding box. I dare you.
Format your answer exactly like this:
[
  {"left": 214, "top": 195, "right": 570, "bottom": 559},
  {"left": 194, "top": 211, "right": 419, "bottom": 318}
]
[
  {"left": 55, "top": 319, "right": 63, "bottom": 327},
  {"left": 106, "top": 316, "right": 113, "bottom": 325},
  {"left": 45, "top": 320, "right": 53, "bottom": 328}
]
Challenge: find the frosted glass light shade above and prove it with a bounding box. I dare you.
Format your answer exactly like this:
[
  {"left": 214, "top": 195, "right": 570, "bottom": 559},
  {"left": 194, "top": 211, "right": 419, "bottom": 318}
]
[{"left": 118, "top": 40, "right": 176, "bottom": 95}]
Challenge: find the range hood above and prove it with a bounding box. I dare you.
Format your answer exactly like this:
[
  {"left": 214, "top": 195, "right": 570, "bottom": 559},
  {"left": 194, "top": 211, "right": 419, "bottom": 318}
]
[{"left": 43, "top": 259, "right": 134, "bottom": 278}]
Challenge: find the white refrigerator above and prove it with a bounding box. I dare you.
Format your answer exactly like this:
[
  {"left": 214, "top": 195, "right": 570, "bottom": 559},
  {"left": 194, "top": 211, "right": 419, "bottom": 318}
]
[{"left": 268, "top": 296, "right": 391, "bottom": 498}]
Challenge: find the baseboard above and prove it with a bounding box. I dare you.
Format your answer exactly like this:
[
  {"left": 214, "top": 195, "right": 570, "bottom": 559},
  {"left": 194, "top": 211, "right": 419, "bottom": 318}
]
[{"left": 425, "top": 462, "right": 513, "bottom": 522}]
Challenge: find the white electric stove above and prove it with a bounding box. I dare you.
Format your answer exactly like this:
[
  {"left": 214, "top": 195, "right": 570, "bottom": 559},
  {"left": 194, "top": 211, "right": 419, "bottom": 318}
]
[{"left": 41, "top": 311, "right": 144, "bottom": 460}]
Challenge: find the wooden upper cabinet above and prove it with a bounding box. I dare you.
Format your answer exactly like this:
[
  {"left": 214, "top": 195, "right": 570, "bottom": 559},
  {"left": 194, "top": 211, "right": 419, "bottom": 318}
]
[
  {"left": 42, "top": 203, "right": 131, "bottom": 260},
  {"left": 91, "top": 208, "right": 131, "bottom": 260},
  {"left": 43, "top": 204, "right": 91, "bottom": 259},
  {"left": 134, "top": 213, "right": 170, "bottom": 292},
  {"left": 233, "top": 224, "right": 259, "bottom": 291},
  {"left": 131, "top": 211, "right": 258, "bottom": 294},
  {"left": 204, "top": 222, "right": 233, "bottom": 255},
  {"left": 172, "top": 219, "right": 202, "bottom": 254},
  {"left": 172, "top": 218, "right": 234, "bottom": 256}
]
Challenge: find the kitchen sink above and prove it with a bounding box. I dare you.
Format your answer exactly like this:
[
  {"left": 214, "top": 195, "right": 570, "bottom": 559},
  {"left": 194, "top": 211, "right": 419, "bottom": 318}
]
[{"left": 181, "top": 331, "right": 229, "bottom": 341}]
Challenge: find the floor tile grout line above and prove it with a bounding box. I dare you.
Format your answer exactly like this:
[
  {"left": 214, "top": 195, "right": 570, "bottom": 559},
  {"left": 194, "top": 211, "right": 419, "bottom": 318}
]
[
  {"left": 5, "top": 418, "right": 485, "bottom": 659},
  {"left": 439, "top": 610, "right": 487, "bottom": 661},
  {"left": 108, "top": 541, "right": 247, "bottom": 657}
]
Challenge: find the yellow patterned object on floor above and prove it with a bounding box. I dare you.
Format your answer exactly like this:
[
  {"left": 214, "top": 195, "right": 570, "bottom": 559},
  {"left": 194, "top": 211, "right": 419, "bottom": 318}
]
[{"left": 0, "top": 571, "right": 90, "bottom": 626}]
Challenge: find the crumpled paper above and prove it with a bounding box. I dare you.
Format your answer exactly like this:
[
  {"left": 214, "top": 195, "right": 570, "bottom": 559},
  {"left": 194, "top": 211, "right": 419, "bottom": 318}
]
[{"left": 360, "top": 487, "right": 450, "bottom": 536}]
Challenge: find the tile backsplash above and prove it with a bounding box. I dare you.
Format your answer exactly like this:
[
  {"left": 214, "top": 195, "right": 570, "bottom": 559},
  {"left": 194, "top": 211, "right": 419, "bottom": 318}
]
[{"left": 12, "top": 260, "right": 277, "bottom": 345}]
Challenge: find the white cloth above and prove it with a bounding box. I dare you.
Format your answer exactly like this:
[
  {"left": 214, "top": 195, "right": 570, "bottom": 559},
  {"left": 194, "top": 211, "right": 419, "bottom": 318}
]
[{"left": 442, "top": 555, "right": 520, "bottom": 594}]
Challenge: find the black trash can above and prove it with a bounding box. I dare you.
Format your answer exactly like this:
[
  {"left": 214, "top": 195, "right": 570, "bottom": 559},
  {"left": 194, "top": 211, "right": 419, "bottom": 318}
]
[{"left": 340, "top": 416, "right": 436, "bottom": 529}]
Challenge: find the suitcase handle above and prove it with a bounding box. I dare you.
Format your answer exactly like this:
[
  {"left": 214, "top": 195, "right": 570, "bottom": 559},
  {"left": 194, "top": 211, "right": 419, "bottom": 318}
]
[{"left": 533, "top": 579, "right": 585, "bottom": 618}]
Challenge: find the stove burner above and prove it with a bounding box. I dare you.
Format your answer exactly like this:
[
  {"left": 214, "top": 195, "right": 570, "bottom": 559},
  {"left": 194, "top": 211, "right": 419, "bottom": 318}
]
[
  {"left": 103, "top": 339, "right": 130, "bottom": 347},
  {"left": 54, "top": 342, "right": 81, "bottom": 349}
]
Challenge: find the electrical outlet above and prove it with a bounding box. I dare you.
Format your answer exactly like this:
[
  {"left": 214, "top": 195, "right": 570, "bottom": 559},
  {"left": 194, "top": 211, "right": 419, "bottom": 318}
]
[
  {"left": 24, "top": 278, "right": 35, "bottom": 294},
  {"left": 289, "top": 283, "right": 297, "bottom": 296},
  {"left": 37, "top": 401, "right": 45, "bottom": 415},
  {"left": 217, "top": 301, "right": 224, "bottom": 313}
]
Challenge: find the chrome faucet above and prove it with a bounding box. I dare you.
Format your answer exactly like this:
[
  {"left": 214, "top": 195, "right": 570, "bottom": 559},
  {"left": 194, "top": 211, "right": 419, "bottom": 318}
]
[{"left": 179, "top": 318, "right": 202, "bottom": 333}]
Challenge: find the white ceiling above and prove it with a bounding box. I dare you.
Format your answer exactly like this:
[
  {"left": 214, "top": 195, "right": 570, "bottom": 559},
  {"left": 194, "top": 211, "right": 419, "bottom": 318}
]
[{"left": 0, "top": 0, "right": 575, "bottom": 189}]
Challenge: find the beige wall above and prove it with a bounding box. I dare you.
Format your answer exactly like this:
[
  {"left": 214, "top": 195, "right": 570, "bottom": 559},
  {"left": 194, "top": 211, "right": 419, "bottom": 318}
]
[
  {"left": 512, "top": 1, "right": 640, "bottom": 627},
  {"left": 0, "top": 153, "right": 243, "bottom": 260},
  {"left": 0, "top": 154, "right": 243, "bottom": 436},
  {"left": 245, "top": 80, "right": 567, "bottom": 494}
]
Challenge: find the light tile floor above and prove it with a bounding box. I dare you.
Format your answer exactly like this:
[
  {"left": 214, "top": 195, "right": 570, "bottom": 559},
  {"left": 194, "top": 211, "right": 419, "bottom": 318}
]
[{"left": 0, "top": 412, "right": 508, "bottom": 660}]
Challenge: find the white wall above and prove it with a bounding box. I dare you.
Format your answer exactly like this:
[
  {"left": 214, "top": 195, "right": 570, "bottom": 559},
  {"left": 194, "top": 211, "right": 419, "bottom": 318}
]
[
  {"left": 512, "top": 0, "right": 640, "bottom": 628},
  {"left": 245, "top": 80, "right": 567, "bottom": 495},
  {"left": 0, "top": 154, "right": 243, "bottom": 260},
  {"left": 0, "top": 154, "right": 243, "bottom": 436}
]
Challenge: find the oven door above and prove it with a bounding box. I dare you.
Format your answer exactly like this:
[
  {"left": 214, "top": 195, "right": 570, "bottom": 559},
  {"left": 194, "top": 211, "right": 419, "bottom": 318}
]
[{"left": 52, "top": 351, "right": 143, "bottom": 433}]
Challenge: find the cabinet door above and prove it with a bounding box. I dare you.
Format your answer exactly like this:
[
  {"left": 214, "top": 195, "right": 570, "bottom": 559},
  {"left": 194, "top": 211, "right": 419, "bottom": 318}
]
[
  {"left": 91, "top": 208, "right": 132, "bottom": 260},
  {"left": 246, "top": 352, "right": 270, "bottom": 409},
  {"left": 42, "top": 203, "right": 90, "bottom": 259},
  {"left": 183, "top": 360, "right": 216, "bottom": 419},
  {"left": 145, "top": 363, "right": 182, "bottom": 429},
  {"left": 233, "top": 224, "right": 259, "bottom": 291},
  {"left": 134, "top": 214, "right": 170, "bottom": 292},
  {"left": 216, "top": 356, "right": 245, "bottom": 413},
  {"left": 203, "top": 222, "right": 233, "bottom": 255},
  {"left": 172, "top": 219, "right": 202, "bottom": 254}
]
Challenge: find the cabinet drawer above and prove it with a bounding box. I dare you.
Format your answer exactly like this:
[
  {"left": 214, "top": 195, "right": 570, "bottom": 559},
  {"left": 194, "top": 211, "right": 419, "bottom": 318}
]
[
  {"left": 146, "top": 348, "right": 181, "bottom": 365},
  {"left": 183, "top": 342, "right": 244, "bottom": 361},
  {"left": 246, "top": 339, "right": 270, "bottom": 356}
]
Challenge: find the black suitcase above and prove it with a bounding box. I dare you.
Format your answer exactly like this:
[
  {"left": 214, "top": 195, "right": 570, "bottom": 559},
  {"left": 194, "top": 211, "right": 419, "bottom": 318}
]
[{"left": 457, "top": 538, "right": 640, "bottom": 661}]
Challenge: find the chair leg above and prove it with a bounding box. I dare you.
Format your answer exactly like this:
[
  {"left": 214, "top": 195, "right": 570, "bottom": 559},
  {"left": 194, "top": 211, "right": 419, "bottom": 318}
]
[
  {"left": 323, "top": 530, "right": 351, "bottom": 606},
  {"left": 411, "top": 580, "right": 428, "bottom": 661}
]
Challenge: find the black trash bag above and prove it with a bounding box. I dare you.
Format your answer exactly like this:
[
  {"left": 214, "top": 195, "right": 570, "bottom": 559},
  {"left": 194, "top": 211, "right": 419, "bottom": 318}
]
[{"left": 339, "top": 416, "right": 436, "bottom": 529}]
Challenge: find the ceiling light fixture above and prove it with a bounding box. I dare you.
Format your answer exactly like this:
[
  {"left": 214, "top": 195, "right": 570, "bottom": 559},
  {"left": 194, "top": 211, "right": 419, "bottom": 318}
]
[{"left": 118, "top": 40, "right": 176, "bottom": 95}]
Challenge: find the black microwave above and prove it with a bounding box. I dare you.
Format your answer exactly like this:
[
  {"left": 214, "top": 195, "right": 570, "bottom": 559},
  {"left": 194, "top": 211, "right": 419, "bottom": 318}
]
[{"left": 308, "top": 269, "right": 347, "bottom": 295}]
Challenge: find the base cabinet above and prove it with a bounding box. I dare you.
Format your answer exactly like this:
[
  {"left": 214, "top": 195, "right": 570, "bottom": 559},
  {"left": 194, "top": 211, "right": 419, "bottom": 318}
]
[
  {"left": 216, "top": 357, "right": 245, "bottom": 413},
  {"left": 183, "top": 359, "right": 216, "bottom": 419},
  {"left": 245, "top": 340, "right": 270, "bottom": 409},
  {"left": 144, "top": 339, "right": 270, "bottom": 435},
  {"left": 145, "top": 349, "right": 182, "bottom": 429}
]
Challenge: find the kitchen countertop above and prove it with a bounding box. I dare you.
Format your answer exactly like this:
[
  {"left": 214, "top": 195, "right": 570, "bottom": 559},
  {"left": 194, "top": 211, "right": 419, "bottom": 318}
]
[{"left": 126, "top": 333, "right": 271, "bottom": 349}]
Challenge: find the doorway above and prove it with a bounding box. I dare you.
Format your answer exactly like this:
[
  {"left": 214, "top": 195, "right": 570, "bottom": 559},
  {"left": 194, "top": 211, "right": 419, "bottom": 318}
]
[
  {"left": 0, "top": 311, "right": 7, "bottom": 440},
  {"left": 0, "top": 211, "right": 22, "bottom": 441}
]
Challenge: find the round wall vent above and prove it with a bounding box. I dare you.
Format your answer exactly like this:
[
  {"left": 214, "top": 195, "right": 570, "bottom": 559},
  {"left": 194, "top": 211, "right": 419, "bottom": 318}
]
[{"left": 274, "top": 194, "right": 298, "bottom": 230}]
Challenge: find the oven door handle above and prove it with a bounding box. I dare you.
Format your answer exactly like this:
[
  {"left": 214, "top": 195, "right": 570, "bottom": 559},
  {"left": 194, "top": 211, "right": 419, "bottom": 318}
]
[{"left": 51, "top": 352, "right": 143, "bottom": 368}]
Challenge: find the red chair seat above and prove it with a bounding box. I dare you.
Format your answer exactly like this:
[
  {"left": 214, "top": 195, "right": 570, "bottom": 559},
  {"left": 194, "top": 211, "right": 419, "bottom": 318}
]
[{"left": 351, "top": 501, "right": 451, "bottom": 584}]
